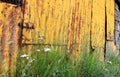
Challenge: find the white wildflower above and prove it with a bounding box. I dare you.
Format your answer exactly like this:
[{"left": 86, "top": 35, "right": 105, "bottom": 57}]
[
  {"left": 30, "top": 59, "right": 35, "bottom": 63},
  {"left": 38, "top": 37, "right": 43, "bottom": 40},
  {"left": 36, "top": 49, "right": 41, "bottom": 52},
  {"left": 20, "top": 54, "right": 29, "bottom": 58},
  {"left": 26, "top": 57, "right": 29, "bottom": 60},
  {"left": 44, "top": 48, "right": 51, "bottom": 52},
  {"left": 107, "top": 61, "right": 112, "bottom": 64}
]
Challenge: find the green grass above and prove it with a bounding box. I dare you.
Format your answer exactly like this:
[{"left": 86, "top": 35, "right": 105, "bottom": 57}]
[{"left": 15, "top": 46, "right": 120, "bottom": 77}]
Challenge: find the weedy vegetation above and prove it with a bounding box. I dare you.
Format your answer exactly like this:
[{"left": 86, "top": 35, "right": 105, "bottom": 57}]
[{"left": 14, "top": 45, "right": 120, "bottom": 77}]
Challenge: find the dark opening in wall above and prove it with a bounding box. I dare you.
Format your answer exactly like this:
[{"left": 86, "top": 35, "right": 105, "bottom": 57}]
[
  {"left": 1, "top": 0, "right": 23, "bottom": 6},
  {"left": 115, "top": 0, "right": 120, "bottom": 10}
]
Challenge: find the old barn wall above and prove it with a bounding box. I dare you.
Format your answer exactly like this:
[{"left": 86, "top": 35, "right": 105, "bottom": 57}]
[{"left": 0, "top": 0, "right": 114, "bottom": 76}]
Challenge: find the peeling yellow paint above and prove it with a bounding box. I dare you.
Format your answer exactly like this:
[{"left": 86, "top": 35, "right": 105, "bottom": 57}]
[
  {"left": 106, "top": 0, "right": 114, "bottom": 40},
  {"left": 91, "top": 0, "right": 105, "bottom": 49},
  {"left": 0, "top": 3, "right": 22, "bottom": 77},
  {"left": 0, "top": 0, "right": 115, "bottom": 76}
]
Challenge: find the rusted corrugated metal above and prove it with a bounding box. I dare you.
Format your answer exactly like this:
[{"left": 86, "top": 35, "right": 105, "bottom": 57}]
[{"left": 0, "top": 0, "right": 114, "bottom": 77}]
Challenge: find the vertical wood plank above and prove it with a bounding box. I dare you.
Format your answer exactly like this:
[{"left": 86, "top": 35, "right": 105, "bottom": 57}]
[
  {"left": 67, "top": 0, "right": 92, "bottom": 59},
  {"left": 106, "top": 0, "right": 115, "bottom": 56},
  {"left": 91, "top": 0, "right": 105, "bottom": 51},
  {"left": 0, "top": 2, "right": 21, "bottom": 76},
  {"left": 0, "top": 2, "right": 4, "bottom": 74},
  {"left": 106, "top": 0, "right": 114, "bottom": 40},
  {"left": 9, "top": 6, "right": 22, "bottom": 77},
  {"left": 1, "top": 4, "right": 12, "bottom": 75}
]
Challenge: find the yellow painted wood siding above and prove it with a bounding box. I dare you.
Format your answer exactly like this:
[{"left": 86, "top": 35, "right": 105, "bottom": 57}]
[
  {"left": 22, "top": 0, "right": 114, "bottom": 54},
  {"left": 0, "top": 0, "right": 114, "bottom": 76},
  {"left": 91, "top": 0, "right": 105, "bottom": 49},
  {"left": 106, "top": 0, "right": 114, "bottom": 40}
]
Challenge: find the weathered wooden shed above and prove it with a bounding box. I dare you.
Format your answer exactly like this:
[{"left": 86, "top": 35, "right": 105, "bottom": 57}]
[{"left": 0, "top": 0, "right": 115, "bottom": 77}]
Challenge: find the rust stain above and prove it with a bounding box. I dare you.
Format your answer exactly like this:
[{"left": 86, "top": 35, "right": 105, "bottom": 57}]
[
  {"left": 1, "top": 3, "right": 22, "bottom": 76},
  {"left": 0, "top": 20, "right": 3, "bottom": 26},
  {"left": 69, "top": 8, "right": 76, "bottom": 52},
  {"left": 10, "top": 6, "right": 22, "bottom": 77},
  {"left": 68, "top": 1, "right": 81, "bottom": 53}
]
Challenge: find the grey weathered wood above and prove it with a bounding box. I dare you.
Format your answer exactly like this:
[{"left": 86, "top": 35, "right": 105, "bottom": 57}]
[{"left": 115, "top": 2, "right": 120, "bottom": 51}]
